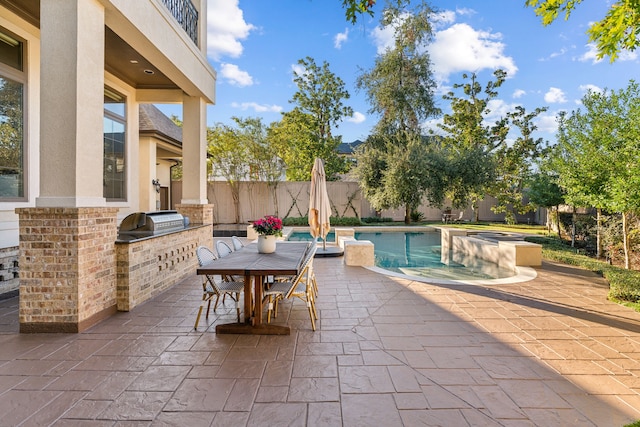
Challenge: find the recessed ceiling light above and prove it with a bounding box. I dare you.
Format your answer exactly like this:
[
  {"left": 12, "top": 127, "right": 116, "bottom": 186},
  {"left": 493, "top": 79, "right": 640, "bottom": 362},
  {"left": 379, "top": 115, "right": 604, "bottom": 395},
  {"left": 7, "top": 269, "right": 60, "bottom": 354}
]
[
  {"left": 143, "top": 69, "right": 155, "bottom": 75},
  {"left": 129, "top": 59, "right": 139, "bottom": 64}
]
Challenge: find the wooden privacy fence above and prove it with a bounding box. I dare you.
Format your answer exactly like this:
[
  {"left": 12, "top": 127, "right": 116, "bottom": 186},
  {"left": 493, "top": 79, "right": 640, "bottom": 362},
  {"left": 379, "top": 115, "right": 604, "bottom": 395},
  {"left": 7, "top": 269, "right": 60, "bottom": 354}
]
[{"left": 171, "top": 181, "right": 543, "bottom": 225}]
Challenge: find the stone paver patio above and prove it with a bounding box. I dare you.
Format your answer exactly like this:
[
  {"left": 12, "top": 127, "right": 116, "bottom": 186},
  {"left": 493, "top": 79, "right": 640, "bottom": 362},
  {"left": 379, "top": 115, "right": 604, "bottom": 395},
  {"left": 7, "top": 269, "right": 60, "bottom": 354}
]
[{"left": 0, "top": 238, "right": 639, "bottom": 426}]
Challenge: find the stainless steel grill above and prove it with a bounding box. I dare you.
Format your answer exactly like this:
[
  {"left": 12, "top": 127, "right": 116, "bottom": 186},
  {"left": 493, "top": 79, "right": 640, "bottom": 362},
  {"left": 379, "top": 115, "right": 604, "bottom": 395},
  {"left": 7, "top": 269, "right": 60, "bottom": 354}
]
[{"left": 118, "top": 210, "right": 185, "bottom": 237}]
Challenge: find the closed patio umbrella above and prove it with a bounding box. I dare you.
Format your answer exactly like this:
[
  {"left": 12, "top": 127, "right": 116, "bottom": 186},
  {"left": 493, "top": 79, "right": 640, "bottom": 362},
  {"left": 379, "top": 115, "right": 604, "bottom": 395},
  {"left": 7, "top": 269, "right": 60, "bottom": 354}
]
[{"left": 309, "top": 158, "right": 331, "bottom": 251}]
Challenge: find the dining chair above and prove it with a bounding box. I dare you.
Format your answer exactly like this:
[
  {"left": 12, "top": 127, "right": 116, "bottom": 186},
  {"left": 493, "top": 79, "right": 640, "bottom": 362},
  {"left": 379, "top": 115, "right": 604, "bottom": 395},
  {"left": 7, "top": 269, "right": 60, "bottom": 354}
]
[
  {"left": 231, "top": 235, "right": 245, "bottom": 251},
  {"left": 194, "top": 246, "right": 244, "bottom": 329},
  {"left": 216, "top": 240, "right": 234, "bottom": 258},
  {"left": 262, "top": 244, "right": 318, "bottom": 330}
]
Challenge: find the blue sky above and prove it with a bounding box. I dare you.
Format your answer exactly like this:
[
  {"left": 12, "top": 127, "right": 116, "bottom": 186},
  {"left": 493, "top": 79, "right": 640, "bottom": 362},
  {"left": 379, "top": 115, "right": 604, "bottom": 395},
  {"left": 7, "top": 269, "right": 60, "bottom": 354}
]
[{"left": 157, "top": 0, "right": 639, "bottom": 145}]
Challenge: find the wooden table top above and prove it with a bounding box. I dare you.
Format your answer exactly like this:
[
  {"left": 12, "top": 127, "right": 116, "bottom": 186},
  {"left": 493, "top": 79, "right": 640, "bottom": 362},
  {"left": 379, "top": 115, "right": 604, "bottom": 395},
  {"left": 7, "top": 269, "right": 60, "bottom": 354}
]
[{"left": 197, "top": 241, "right": 311, "bottom": 276}]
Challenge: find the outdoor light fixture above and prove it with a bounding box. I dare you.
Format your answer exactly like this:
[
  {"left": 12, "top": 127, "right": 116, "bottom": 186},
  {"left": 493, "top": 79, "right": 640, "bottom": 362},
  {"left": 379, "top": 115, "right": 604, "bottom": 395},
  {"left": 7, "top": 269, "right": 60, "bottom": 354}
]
[{"left": 152, "top": 179, "right": 161, "bottom": 193}]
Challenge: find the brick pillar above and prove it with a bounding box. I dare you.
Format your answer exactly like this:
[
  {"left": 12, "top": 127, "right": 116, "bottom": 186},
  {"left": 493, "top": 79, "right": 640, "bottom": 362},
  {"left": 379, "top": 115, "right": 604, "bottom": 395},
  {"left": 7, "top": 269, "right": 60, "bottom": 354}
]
[
  {"left": 175, "top": 203, "right": 214, "bottom": 225},
  {"left": 17, "top": 207, "right": 119, "bottom": 333}
]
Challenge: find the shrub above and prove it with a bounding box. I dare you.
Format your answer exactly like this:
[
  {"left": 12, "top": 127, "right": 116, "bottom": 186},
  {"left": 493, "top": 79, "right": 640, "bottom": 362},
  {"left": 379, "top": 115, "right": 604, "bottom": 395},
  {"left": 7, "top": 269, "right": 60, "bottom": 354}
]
[
  {"left": 361, "top": 216, "right": 393, "bottom": 223},
  {"left": 282, "top": 216, "right": 362, "bottom": 227}
]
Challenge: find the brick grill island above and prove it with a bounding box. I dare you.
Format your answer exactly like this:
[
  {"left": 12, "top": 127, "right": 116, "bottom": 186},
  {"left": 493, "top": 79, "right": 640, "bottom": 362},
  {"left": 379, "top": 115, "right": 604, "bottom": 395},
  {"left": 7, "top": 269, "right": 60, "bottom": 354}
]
[{"left": 116, "top": 211, "right": 212, "bottom": 311}]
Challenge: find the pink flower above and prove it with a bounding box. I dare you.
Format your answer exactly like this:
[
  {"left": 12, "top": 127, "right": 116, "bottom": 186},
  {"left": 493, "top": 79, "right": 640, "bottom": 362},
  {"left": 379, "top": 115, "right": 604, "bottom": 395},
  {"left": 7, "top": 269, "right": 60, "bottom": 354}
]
[{"left": 252, "top": 215, "right": 283, "bottom": 236}]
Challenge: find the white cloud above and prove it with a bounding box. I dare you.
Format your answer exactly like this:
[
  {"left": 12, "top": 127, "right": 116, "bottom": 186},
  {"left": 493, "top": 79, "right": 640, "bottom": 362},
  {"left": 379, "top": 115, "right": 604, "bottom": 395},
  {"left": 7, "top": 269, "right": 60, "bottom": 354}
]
[
  {"left": 578, "top": 42, "right": 637, "bottom": 63},
  {"left": 536, "top": 111, "right": 562, "bottom": 134},
  {"left": 544, "top": 87, "right": 567, "bottom": 103},
  {"left": 512, "top": 89, "right": 526, "bottom": 99},
  {"left": 231, "top": 102, "right": 282, "bottom": 113},
  {"left": 207, "top": 0, "right": 256, "bottom": 61},
  {"left": 291, "top": 63, "right": 306, "bottom": 78},
  {"left": 617, "top": 49, "right": 638, "bottom": 61},
  {"left": 430, "top": 10, "right": 456, "bottom": 28},
  {"left": 371, "top": 19, "right": 397, "bottom": 54},
  {"left": 346, "top": 111, "right": 366, "bottom": 124},
  {"left": 334, "top": 28, "right": 349, "bottom": 49},
  {"left": 579, "top": 84, "right": 603, "bottom": 94},
  {"left": 219, "top": 63, "right": 253, "bottom": 87},
  {"left": 577, "top": 43, "right": 603, "bottom": 64},
  {"left": 485, "top": 99, "right": 516, "bottom": 124},
  {"left": 429, "top": 23, "right": 518, "bottom": 82}
]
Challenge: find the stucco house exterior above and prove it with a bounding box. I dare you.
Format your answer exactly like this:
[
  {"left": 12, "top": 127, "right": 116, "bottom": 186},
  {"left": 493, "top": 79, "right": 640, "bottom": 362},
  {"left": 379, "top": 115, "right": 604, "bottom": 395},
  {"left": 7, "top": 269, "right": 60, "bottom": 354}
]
[{"left": 0, "top": 0, "right": 216, "bottom": 332}]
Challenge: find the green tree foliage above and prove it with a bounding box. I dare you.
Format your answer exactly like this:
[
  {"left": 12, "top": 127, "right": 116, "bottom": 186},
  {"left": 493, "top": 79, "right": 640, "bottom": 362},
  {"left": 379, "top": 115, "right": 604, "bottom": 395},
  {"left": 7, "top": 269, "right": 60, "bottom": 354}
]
[
  {"left": 276, "top": 57, "right": 352, "bottom": 181},
  {"left": 207, "top": 117, "right": 279, "bottom": 223},
  {"left": 343, "top": 0, "right": 376, "bottom": 23},
  {"left": 528, "top": 171, "right": 565, "bottom": 238},
  {"left": 354, "top": 0, "right": 441, "bottom": 223},
  {"left": 551, "top": 81, "right": 640, "bottom": 268},
  {"left": 491, "top": 106, "right": 548, "bottom": 224},
  {"left": 357, "top": 0, "right": 437, "bottom": 135},
  {"left": 437, "top": 71, "right": 508, "bottom": 220},
  {"left": 525, "top": 0, "right": 640, "bottom": 61}
]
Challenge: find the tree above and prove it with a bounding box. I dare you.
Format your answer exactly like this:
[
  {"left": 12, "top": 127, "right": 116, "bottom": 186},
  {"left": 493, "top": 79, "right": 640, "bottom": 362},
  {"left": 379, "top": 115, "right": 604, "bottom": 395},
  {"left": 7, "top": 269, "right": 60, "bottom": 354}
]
[
  {"left": 437, "top": 71, "right": 509, "bottom": 221},
  {"left": 243, "top": 117, "right": 284, "bottom": 216},
  {"left": 207, "top": 117, "right": 261, "bottom": 224},
  {"left": 354, "top": 0, "right": 441, "bottom": 223},
  {"left": 528, "top": 171, "right": 565, "bottom": 238},
  {"left": 490, "top": 106, "right": 548, "bottom": 224},
  {"left": 278, "top": 57, "right": 352, "bottom": 181},
  {"left": 525, "top": 0, "right": 640, "bottom": 61},
  {"left": 550, "top": 81, "right": 640, "bottom": 268},
  {"left": 343, "top": 0, "right": 376, "bottom": 23}
]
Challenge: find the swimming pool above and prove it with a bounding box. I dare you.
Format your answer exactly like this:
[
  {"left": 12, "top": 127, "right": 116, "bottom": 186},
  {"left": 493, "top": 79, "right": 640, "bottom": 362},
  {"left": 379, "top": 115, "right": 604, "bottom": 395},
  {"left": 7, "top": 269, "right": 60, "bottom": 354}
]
[{"left": 288, "top": 230, "right": 517, "bottom": 281}]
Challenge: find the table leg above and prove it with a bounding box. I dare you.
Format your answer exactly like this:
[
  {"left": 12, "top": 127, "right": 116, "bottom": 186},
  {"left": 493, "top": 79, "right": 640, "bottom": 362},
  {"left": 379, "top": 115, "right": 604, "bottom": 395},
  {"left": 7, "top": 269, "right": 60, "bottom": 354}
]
[
  {"left": 215, "top": 273, "right": 290, "bottom": 335},
  {"left": 243, "top": 274, "right": 252, "bottom": 324},
  {"left": 254, "top": 275, "right": 264, "bottom": 326}
]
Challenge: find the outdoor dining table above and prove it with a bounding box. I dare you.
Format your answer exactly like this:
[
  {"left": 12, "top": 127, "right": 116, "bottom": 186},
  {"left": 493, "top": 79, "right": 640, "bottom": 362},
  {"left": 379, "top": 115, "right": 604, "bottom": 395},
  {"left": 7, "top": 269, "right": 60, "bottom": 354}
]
[{"left": 196, "top": 240, "right": 312, "bottom": 335}]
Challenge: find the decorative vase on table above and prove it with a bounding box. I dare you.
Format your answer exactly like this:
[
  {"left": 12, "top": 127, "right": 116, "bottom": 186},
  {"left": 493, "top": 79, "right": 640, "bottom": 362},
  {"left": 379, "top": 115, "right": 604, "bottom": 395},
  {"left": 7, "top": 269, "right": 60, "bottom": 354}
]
[
  {"left": 252, "top": 215, "right": 283, "bottom": 254},
  {"left": 257, "top": 234, "right": 277, "bottom": 254}
]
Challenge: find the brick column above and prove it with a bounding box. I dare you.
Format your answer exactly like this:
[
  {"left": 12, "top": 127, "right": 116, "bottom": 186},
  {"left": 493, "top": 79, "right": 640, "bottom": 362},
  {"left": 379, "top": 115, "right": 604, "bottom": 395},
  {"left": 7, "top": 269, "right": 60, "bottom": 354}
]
[
  {"left": 175, "top": 203, "right": 214, "bottom": 225},
  {"left": 17, "top": 207, "right": 119, "bottom": 333}
]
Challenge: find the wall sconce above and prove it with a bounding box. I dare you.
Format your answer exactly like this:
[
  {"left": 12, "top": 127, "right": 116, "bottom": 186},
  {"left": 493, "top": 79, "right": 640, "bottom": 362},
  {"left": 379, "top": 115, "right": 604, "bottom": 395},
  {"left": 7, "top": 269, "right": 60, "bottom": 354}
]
[{"left": 152, "top": 179, "right": 161, "bottom": 193}]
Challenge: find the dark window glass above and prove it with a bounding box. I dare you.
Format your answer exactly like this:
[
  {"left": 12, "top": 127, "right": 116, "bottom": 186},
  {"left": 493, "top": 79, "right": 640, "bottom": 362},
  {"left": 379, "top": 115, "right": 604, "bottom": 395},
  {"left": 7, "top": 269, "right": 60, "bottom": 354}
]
[
  {"left": 0, "top": 76, "right": 24, "bottom": 198},
  {"left": 0, "top": 30, "right": 22, "bottom": 71},
  {"left": 104, "top": 88, "right": 126, "bottom": 200}
]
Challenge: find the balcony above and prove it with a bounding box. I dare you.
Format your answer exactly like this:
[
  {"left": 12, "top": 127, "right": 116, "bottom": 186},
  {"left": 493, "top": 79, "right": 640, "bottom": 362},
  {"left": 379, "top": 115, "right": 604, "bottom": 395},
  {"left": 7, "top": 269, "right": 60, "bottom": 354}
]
[{"left": 160, "top": 0, "right": 199, "bottom": 46}]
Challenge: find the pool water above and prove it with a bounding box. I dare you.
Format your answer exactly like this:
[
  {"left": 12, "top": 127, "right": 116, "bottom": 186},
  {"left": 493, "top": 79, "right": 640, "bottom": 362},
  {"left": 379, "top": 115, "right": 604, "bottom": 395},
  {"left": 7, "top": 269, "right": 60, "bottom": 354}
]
[{"left": 288, "top": 230, "right": 515, "bottom": 281}]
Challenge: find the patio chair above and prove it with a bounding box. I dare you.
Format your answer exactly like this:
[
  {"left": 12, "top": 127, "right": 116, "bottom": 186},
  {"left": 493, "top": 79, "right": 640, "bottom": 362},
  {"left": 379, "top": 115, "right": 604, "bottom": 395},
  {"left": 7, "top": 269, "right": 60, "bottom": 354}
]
[
  {"left": 452, "top": 211, "right": 464, "bottom": 223},
  {"left": 216, "top": 240, "right": 234, "bottom": 258},
  {"left": 231, "top": 235, "right": 245, "bottom": 251},
  {"left": 262, "top": 244, "right": 318, "bottom": 330},
  {"left": 194, "top": 246, "right": 244, "bottom": 329}
]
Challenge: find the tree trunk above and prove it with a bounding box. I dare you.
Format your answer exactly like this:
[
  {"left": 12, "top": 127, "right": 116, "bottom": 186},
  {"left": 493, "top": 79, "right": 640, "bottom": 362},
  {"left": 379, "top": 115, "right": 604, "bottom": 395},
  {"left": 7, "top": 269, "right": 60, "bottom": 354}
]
[
  {"left": 622, "top": 211, "right": 630, "bottom": 269},
  {"left": 404, "top": 205, "right": 411, "bottom": 224},
  {"left": 596, "top": 208, "right": 603, "bottom": 259},
  {"left": 570, "top": 206, "right": 576, "bottom": 248},
  {"left": 230, "top": 183, "right": 241, "bottom": 224},
  {"left": 555, "top": 206, "right": 561, "bottom": 239}
]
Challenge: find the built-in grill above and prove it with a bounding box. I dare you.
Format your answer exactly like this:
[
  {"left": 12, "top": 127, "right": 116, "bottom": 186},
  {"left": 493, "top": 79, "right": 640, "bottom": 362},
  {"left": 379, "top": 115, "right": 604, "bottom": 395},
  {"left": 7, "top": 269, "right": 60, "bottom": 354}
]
[{"left": 118, "top": 210, "right": 185, "bottom": 238}]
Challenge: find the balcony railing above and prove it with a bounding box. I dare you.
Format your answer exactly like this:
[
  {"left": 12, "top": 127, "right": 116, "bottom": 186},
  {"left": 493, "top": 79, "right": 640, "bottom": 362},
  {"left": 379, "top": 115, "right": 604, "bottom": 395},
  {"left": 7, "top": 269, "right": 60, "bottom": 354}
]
[{"left": 160, "top": 0, "right": 199, "bottom": 46}]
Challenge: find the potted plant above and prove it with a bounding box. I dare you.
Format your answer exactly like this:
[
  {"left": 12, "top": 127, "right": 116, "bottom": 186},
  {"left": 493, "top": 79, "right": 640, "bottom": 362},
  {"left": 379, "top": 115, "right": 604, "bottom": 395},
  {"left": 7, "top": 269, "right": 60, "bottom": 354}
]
[{"left": 252, "top": 215, "right": 283, "bottom": 253}]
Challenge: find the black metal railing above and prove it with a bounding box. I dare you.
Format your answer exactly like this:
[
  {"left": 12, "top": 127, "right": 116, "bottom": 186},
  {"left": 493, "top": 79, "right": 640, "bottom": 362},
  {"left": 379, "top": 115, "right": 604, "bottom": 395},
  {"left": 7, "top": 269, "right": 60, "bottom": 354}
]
[{"left": 160, "top": 0, "right": 199, "bottom": 46}]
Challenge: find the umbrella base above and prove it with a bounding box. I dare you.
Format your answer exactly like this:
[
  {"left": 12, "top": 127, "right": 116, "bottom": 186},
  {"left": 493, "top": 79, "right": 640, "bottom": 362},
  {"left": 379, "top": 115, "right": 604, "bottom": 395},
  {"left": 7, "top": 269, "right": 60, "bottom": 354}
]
[{"left": 313, "top": 243, "right": 344, "bottom": 258}]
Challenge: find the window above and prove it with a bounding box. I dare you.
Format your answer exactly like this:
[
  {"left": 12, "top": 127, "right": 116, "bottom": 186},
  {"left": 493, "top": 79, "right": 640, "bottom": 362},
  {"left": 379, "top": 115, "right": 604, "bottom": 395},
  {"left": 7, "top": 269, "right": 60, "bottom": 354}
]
[
  {"left": 104, "top": 88, "right": 126, "bottom": 200},
  {"left": 0, "top": 28, "right": 24, "bottom": 199}
]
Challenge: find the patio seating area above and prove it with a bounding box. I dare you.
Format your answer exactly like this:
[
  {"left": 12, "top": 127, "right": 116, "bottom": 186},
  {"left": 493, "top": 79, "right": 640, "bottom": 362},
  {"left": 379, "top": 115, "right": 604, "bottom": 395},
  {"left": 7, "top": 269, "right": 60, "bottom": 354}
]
[{"left": 0, "top": 237, "right": 639, "bottom": 425}]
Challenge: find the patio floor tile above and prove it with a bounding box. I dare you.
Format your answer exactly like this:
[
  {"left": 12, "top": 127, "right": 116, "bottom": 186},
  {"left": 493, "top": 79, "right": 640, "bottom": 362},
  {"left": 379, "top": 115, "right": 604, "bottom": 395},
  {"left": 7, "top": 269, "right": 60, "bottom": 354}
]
[{"left": 0, "top": 238, "right": 639, "bottom": 425}]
